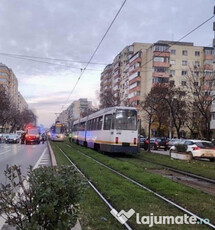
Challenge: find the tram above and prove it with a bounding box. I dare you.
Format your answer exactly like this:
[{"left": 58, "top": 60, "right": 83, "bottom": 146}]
[
  {"left": 50, "top": 121, "right": 65, "bottom": 141},
  {"left": 72, "top": 106, "right": 138, "bottom": 154}
]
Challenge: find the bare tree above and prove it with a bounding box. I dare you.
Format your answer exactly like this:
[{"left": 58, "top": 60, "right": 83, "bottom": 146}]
[
  {"left": 141, "top": 84, "right": 167, "bottom": 151},
  {"left": 100, "top": 89, "right": 119, "bottom": 109},
  {"left": 186, "top": 67, "right": 214, "bottom": 140}
]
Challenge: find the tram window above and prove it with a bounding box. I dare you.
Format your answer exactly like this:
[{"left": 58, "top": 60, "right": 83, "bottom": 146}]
[
  {"left": 94, "top": 118, "right": 98, "bottom": 130},
  {"left": 104, "top": 114, "right": 112, "bottom": 130},
  {"left": 98, "top": 116, "right": 103, "bottom": 130},
  {"left": 115, "top": 109, "right": 137, "bottom": 130},
  {"left": 79, "top": 122, "right": 86, "bottom": 131},
  {"left": 89, "top": 120, "right": 92, "bottom": 130}
]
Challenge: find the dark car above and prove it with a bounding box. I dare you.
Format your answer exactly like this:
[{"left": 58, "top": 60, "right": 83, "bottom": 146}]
[
  {"left": 140, "top": 137, "right": 147, "bottom": 149},
  {"left": 25, "top": 128, "right": 40, "bottom": 144},
  {"left": 154, "top": 137, "right": 169, "bottom": 151}
]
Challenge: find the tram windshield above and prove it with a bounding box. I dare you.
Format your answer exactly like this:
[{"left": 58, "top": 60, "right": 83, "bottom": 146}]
[
  {"left": 114, "top": 109, "right": 137, "bottom": 130},
  {"left": 53, "top": 124, "right": 64, "bottom": 134}
]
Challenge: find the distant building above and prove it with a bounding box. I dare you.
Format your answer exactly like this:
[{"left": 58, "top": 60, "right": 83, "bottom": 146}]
[
  {"left": 57, "top": 98, "right": 93, "bottom": 131},
  {"left": 17, "top": 92, "right": 28, "bottom": 112},
  {"left": 0, "top": 63, "right": 29, "bottom": 132}
]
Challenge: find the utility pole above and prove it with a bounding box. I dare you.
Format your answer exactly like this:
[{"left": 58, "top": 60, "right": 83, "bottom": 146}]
[{"left": 213, "top": 6, "right": 215, "bottom": 64}]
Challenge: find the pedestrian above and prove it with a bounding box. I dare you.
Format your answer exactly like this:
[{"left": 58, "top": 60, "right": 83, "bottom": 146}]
[
  {"left": 69, "top": 133, "right": 72, "bottom": 143},
  {"left": 41, "top": 133, "right": 45, "bottom": 144}
]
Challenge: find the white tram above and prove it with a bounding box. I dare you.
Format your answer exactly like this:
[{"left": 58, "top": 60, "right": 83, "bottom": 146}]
[
  {"left": 72, "top": 106, "right": 138, "bottom": 154},
  {"left": 50, "top": 121, "right": 65, "bottom": 142}
]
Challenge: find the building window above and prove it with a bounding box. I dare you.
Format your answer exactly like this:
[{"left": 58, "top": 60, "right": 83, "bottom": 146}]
[
  {"left": 154, "top": 45, "right": 169, "bottom": 52},
  {"left": 182, "top": 50, "right": 188, "bottom": 56},
  {"left": 212, "top": 112, "right": 215, "bottom": 120},
  {"left": 182, "top": 60, "right": 187, "bottom": 66},
  {"left": 152, "top": 77, "right": 169, "bottom": 83},
  {"left": 195, "top": 51, "right": 200, "bottom": 56},
  {"left": 181, "top": 81, "right": 187, "bottom": 86},
  {"left": 204, "top": 49, "right": 214, "bottom": 55},
  {"left": 154, "top": 67, "right": 168, "bottom": 73},
  {"left": 194, "top": 61, "right": 200, "bottom": 68},
  {"left": 182, "top": 71, "right": 187, "bottom": 76},
  {"left": 169, "top": 80, "right": 175, "bottom": 87},
  {"left": 170, "top": 70, "right": 175, "bottom": 76},
  {"left": 194, "top": 82, "right": 199, "bottom": 87},
  {"left": 171, "top": 49, "right": 176, "bottom": 55},
  {"left": 170, "top": 60, "right": 175, "bottom": 65}
]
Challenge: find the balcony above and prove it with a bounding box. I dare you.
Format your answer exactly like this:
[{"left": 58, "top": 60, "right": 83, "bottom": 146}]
[
  {"left": 129, "top": 86, "right": 141, "bottom": 94},
  {"left": 129, "top": 76, "right": 141, "bottom": 85},
  {"left": 203, "top": 64, "right": 213, "bottom": 70},
  {"left": 152, "top": 72, "right": 169, "bottom": 78},
  {"left": 204, "top": 54, "right": 213, "bottom": 60},
  {"left": 153, "top": 61, "right": 170, "bottom": 68},
  {"left": 153, "top": 51, "right": 170, "bottom": 57}
]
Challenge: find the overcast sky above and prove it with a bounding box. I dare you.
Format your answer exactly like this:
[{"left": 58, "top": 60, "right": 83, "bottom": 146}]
[{"left": 0, "top": 0, "right": 214, "bottom": 127}]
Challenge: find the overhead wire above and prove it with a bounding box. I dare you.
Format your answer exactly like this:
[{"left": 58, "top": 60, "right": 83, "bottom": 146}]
[
  {"left": 138, "top": 15, "right": 215, "bottom": 69},
  {"left": 61, "top": 0, "right": 127, "bottom": 110},
  {"left": 0, "top": 52, "right": 108, "bottom": 66},
  {"left": 0, "top": 53, "right": 104, "bottom": 72}
]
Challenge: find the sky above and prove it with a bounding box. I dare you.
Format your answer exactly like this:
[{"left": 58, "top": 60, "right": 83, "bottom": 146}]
[{"left": 0, "top": 0, "right": 214, "bottom": 127}]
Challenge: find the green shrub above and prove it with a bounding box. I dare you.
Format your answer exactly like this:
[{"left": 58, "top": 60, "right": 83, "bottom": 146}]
[
  {"left": 174, "top": 144, "right": 187, "bottom": 153},
  {"left": 0, "top": 165, "right": 86, "bottom": 230}
]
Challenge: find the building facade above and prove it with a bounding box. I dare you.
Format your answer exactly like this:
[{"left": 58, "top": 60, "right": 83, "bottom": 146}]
[
  {"left": 57, "top": 98, "right": 93, "bottom": 131},
  {"left": 100, "top": 41, "right": 215, "bottom": 136},
  {"left": 0, "top": 63, "right": 27, "bottom": 111}
]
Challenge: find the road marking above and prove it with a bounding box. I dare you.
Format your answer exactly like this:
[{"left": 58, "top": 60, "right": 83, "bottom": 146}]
[
  {"left": 33, "top": 147, "right": 48, "bottom": 170},
  {"left": 0, "top": 150, "right": 11, "bottom": 156}
]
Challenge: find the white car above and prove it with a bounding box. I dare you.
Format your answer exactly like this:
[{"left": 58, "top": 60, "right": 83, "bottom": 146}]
[{"left": 170, "top": 139, "right": 215, "bottom": 162}]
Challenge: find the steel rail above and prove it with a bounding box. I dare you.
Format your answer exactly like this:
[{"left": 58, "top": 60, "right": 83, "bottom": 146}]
[
  {"left": 141, "top": 158, "right": 215, "bottom": 184},
  {"left": 65, "top": 143, "right": 215, "bottom": 229},
  {"left": 56, "top": 145, "right": 133, "bottom": 230}
]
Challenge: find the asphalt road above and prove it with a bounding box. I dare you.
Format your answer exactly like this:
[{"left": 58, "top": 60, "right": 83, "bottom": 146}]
[{"left": 0, "top": 142, "right": 49, "bottom": 184}]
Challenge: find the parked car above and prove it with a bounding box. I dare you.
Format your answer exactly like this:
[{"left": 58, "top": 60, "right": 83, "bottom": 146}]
[
  {"left": 168, "top": 138, "right": 182, "bottom": 149},
  {"left": 140, "top": 136, "right": 147, "bottom": 149},
  {"left": 0, "top": 133, "right": 9, "bottom": 143},
  {"left": 154, "top": 137, "right": 169, "bottom": 151},
  {"left": 5, "top": 134, "right": 20, "bottom": 144},
  {"left": 170, "top": 139, "right": 215, "bottom": 162}
]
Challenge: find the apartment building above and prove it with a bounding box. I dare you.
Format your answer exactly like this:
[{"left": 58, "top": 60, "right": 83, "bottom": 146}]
[
  {"left": 17, "top": 92, "right": 28, "bottom": 112},
  {"left": 57, "top": 98, "right": 93, "bottom": 131},
  {"left": 100, "top": 41, "right": 215, "bottom": 134},
  {"left": 0, "top": 63, "right": 11, "bottom": 94},
  {"left": 0, "top": 63, "right": 28, "bottom": 110}
]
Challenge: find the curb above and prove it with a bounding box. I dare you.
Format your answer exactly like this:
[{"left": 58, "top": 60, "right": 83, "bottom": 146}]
[{"left": 47, "top": 141, "right": 57, "bottom": 166}]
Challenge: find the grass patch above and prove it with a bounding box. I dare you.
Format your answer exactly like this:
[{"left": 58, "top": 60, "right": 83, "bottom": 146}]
[
  {"left": 139, "top": 151, "right": 215, "bottom": 179},
  {"left": 51, "top": 141, "right": 213, "bottom": 229}
]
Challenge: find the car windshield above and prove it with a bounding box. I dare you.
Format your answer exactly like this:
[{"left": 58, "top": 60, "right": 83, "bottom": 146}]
[
  {"left": 8, "top": 134, "right": 17, "bottom": 138},
  {"left": 28, "top": 129, "right": 39, "bottom": 135},
  {"left": 195, "top": 141, "right": 214, "bottom": 149}
]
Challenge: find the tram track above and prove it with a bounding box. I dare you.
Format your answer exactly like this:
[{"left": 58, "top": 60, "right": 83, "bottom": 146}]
[
  {"left": 136, "top": 158, "right": 215, "bottom": 184},
  {"left": 113, "top": 156, "right": 215, "bottom": 196},
  {"left": 56, "top": 145, "right": 133, "bottom": 230},
  {"left": 59, "top": 142, "right": 215, "bottom": 229}
]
